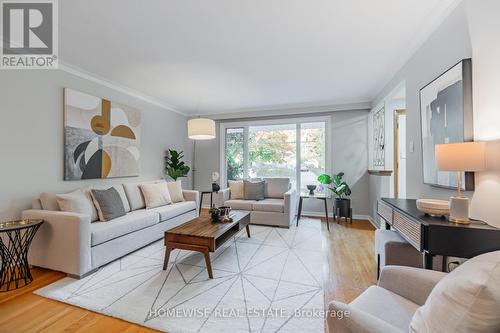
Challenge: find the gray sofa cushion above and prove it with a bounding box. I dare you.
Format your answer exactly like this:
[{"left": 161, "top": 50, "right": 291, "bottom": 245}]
[
  {"left": 91, "top": 187, "right": 126, "bottom": 221},
  {"left": 264, "top": 178, "right": 290, "bottom": 198},
  {"left": 244, "top": 180, "right": 265, "bottom": 200},
  {"left": 149, "top": 201, "right": 196, "bottom": 221},
  {"left": 224, "top": 199, "right": 256, "bottom": 211},
  {"left": 90, "top": 210, "right": 159, "bottom": 246},
  {"left": 351, "top": 285, "right": 419, "bottom": 332},
  {"left": 92, "top": 184, "right": 131, "bottom": 212},
  {"left": 252, "top": 199, "right": 284, "bottom": 213}
]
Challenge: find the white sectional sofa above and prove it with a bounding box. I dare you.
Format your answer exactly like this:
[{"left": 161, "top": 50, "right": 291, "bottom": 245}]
[
  {"left": 217, "top": 177, "right": 296, "bottom": 228},
  {"left": 22, "top": 180, "right": 199, "bottom": 278}
]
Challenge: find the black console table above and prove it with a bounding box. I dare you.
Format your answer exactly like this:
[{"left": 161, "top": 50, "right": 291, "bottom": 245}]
[{"left": 378, "top": 198, "right": 500, "bottom": 270}]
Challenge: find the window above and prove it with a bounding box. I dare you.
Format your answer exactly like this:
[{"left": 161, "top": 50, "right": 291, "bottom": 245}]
[
  {"left": 300, "top": 122, "right": 326, "bottom": 192},
  {"left": 225, "top": 128, "right": 244, "bottom": 180},
  {"left": 221, "top": 118, "right": 329, "bottom": 193}
]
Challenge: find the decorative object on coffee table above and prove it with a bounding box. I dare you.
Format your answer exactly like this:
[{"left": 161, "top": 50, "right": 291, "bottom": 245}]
[
  {"left": 0, "top": 219, "right": 43, "bottom": 292},
  {"left": 318, "top": 172, "right": 353, "bottom": 224},
  {"left": 209, "top": 205, "right": 221, "bottom": 222},
  {"left": 306, "top": 185, "right": 317, "bottom": 195},
  {"left": 163, "top": 211, "right": 251, "bottom": 278},
  {"left": 165, "top": 149, "right": 190, "bottom": 181},
  {"left": 297, "top": 191, "right": 331, "bottom": 231}
]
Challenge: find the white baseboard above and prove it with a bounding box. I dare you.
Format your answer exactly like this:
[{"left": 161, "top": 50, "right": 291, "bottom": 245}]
[
  {"left": 296, "top": 210, "right": 373, "bottom": 222},
  {"left": 202, "top": 205, "right": 377, "bottom": 225}
]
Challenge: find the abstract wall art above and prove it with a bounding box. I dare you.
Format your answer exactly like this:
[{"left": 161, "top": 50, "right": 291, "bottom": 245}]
[
  {"left": 373, "top": 106, "right": 385, "bottom": 168},
  {"left": 419, "top": 59, "right": 473, "bottom": 190},
  {"left": 64, "top": 88, "right": 141, "bottom": 180}
]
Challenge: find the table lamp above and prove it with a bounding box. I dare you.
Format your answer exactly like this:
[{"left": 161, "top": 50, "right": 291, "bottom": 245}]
[{"left": 435, "top": 142, "right": 486, "bottom": 224}]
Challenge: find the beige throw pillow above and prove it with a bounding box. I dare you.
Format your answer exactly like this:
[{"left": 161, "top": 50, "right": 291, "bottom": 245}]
[
  {"left": 228, "top": 180, "right": 244, "bottom": 199},
  {"left": 410, "top": 250, "right": 500, "bottom": 333},
  {"left": 167, "top": 181, "right": 184, "bottom": 203},
  {"left": 56, "top": 189, "right": 99, "bottom": 222},
  {"left": 139, "top": 183, "right": 172, "bottom": 208}
]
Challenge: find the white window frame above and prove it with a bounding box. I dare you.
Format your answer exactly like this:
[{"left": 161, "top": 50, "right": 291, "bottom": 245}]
[{"left": 219, "top": 116, "right": 332, "bottom": 193}]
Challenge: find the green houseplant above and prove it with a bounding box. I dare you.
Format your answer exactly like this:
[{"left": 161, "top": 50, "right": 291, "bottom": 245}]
[
  {"left": 317, "top": 172, "right": 352, "bottom": 218},
  {"left": 165, "top": 149, "right": 190, "bottom": 181}
]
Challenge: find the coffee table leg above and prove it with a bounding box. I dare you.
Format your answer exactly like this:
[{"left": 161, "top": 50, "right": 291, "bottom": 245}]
[
  {"left": 163, "top": 245, "right": 172, "bottom": 270},
  {"left": 246, "top": 225, "right": 251, "bottom": 238},
  {"left": 203, "top": 248, "right": 213, "bottom": 279}
]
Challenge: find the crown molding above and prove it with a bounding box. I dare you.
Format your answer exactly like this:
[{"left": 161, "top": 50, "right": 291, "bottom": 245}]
[
  {"left": 58, "top": 61, "right": 187, "bottom": 116},
  {"left": 204, "top": 100, "right": 371, "bottom": 120}
]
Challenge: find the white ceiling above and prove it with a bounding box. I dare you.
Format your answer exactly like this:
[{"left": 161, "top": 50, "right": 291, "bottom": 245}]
[{"left": 59, "top": 0, "right": 459, "bottom": 115}]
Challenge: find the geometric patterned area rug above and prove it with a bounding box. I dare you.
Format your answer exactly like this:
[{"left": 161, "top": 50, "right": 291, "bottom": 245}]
[{"left": 35, "top": 219, "right": 325, "bottom": 333}]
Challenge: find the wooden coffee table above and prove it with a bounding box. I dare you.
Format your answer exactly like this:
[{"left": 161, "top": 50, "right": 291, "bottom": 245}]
[{"left": 163, "top": 210, "right": 251, "bottom": 278}]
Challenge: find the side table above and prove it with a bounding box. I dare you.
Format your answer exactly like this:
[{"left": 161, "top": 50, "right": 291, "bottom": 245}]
[
  {"left": 297, "top": 192, "right": 330, "bottom": 231},
  {"left": 0, "top": 219, "right": 43, "bottom": 292},
  {"left": 199, "top": 191, "right": 215, "bottom": 214}
]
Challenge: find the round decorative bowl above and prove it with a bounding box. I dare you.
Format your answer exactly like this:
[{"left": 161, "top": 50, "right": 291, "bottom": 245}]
[
  {"left": 416, "top": 199, "right": 450, "bottom": 217},
  {"left": 306, "top": 185, "right": 317, "bottom": 195}
]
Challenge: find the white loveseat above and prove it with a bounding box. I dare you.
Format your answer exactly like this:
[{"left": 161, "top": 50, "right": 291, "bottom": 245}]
[
  {"left": 22, "top": 180, "right": 199, "bottom": 278},
  {"left": 217, "top": 178, "right": 296, "bottom": 228}
]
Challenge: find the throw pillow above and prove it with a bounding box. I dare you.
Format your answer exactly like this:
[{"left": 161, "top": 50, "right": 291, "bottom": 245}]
[
  {"left": 90, "top": 187, "right": 127, "bottom": 221},
  {"left": 40, "top": 192, "right": 60, "bottom": 211},
  {"left": 56, "top": 189, "right": 99, "bottom": 222},
  {"left": 410, "top": 250, "right": 500, "bottom": 333},
  {"left": 92, "top": 185, "right": 131, "bottom": 212},
  {"left": 228, "top": 180, "right": 244, "bottom": 199},
  {"left": 244, "top": 180, "right": 265, "bottom": 200},
  {"left": 264, "top": 178, "right": 290, "bottom": 198},
  {"left": 139, "top": 183, "right": 172, "bottom": 208},
  {"left": 167, "top": 181, "right": 184, "bottom": 203}
]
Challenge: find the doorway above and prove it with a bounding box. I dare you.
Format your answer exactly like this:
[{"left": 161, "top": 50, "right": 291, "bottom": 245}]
[{"left": 394, "top": 109, "right": 406, "bottom": 198}]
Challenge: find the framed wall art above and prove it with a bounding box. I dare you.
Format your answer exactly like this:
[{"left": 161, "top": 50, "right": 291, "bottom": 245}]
[
  {"left": 419, "top": 59, "right": 473, "bottom": 190},
  {"left": 64, "top": 88, "right": 142, "bottom": 180}
]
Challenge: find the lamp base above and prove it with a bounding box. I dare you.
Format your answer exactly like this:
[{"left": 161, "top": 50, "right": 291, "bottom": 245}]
[{"left": 449, "top": 196, "right": 470, "bottom": 225}]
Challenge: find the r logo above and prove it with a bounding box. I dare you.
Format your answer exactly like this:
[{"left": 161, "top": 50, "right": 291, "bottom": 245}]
[{"left": 2, "top": 2, "right": 53, "bottom": 54}]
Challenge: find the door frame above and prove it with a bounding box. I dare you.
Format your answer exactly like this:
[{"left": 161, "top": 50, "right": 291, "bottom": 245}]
[{"left": 393, "top": 109, "right": 406, "bottom": 198}]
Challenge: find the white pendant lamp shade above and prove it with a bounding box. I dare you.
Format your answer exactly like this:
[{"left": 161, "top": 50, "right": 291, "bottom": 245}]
[{"left": 187, "top": 118, "right": 216, "bottom": 140}]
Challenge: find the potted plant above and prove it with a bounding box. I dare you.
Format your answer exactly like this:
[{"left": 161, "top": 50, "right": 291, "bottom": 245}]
[
  {"left": 208, "top": 206, "right": 221, "bottom": 223},
  {"left": 165, "top": 149, "right": 190, "bottom": 181},
  {"left": 317, "top": 172, "right": 352, "bottom": 218}
]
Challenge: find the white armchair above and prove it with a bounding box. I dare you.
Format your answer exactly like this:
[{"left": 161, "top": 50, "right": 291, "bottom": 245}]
[
  {"left": 328, "top": 266, "right": 446, "bottom": 333},
  {"left": 328, "top": 249, "right": 500, "bottom": 333}
]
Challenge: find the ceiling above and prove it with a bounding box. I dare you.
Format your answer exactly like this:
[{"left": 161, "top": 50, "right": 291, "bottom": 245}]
[{"left": 59, "top": 0, "right": 459, "bottom": 115}]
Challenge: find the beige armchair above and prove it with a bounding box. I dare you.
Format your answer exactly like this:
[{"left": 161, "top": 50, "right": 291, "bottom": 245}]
[
  {"left": 328, "top": 266, "right": 446, "bottom": 333},
  {"left": 328, "top": 249, "right": 500, "bottom": 332}
]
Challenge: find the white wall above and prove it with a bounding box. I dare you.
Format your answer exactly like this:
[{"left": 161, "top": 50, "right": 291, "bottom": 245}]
[
  {"left": 194, "top": 111, "right": 371, "bottom": 217},
  {"left": 0, "top": 69, "right": 191, "bottom": 221},
  {"left": 465, "top": 0, "right": 500, "bottom": 228},
  {"left": 370, "top": 1, "right": 500, "bottom": 228}
]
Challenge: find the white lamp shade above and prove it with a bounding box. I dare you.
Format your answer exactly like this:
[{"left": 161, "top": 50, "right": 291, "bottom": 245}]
[
  {"left": 435, "top": 142, "right": 486, "bottom": 171},
  {"left": 188, "top": 118, "right": 216, "bottom": 140}
]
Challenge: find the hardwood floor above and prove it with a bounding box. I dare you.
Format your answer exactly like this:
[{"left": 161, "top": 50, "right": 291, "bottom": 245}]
[{"left": 0, "top": 216, "right": 376, "bottom": 333}]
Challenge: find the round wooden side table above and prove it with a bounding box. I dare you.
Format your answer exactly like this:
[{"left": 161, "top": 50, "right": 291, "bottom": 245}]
[{"left": 0, "top": 219, "right": 43, "bottom": 292}]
